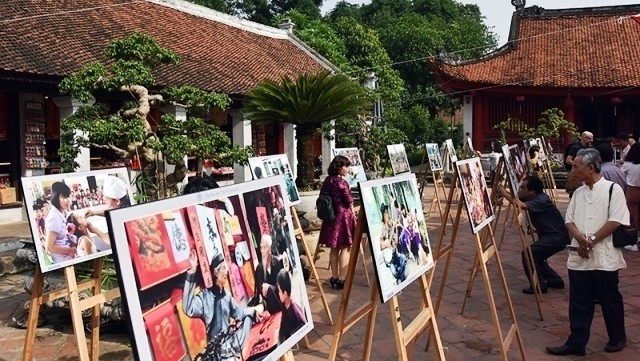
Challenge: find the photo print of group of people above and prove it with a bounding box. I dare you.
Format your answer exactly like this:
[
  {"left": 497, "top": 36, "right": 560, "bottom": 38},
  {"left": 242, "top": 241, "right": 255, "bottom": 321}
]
[
  {"left": 386, "top": 143, "right": 411, "bottom": 176},
  {"left": 425, "top": 143, "right": 443, "bottom": 172},
  {"left": 456, "top": 158, "right": 495, "bottom": 234},
  {"left": 359, "top": 173, "right": 435, "bottom": 303},
  {"left": 333, "top": 147, "right": 367, "bottom": 188},
  {"left": 248, "top": 155, "right": 300, "bottom": 206},
  {"left": 21, "top": 168, "right": 133, "bottom": 272},
  {"left": 107, "top": 176, "right": 312, "bottom": 361}
]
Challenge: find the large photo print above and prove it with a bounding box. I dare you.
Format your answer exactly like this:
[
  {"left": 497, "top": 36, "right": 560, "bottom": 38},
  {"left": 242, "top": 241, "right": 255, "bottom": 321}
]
[
  {"left": 386, "top": 143, "right": 411, "bottom": 175},
  {"left": 333, "top": 147, "right": 367, "bottom": 188},
  {"left": 359, "top": 173, "right": 434, "bottom": 303},
  {"left": 248, "top": 155, "right": 300, "bottom": 206},
  {"left": 425, "top": 143, "right": 443, "bottom": 171},
  {"left": 456, "top": 158, "right": 495, "bottom": 234},
  {"left": 107, "top": 176, "right": 312, "bottom": 361},
  {"left": 21, "top": 168, "right": 133, "bottom": 272}
]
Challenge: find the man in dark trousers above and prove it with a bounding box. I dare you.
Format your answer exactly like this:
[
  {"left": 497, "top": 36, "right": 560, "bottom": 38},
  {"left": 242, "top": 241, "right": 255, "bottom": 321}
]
[{"left": 497, "top": 175, "right": 570, "bottom": 293}]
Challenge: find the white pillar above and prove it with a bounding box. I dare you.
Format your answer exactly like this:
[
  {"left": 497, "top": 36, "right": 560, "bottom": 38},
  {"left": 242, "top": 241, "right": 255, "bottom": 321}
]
[
  {"left": 229, "top": 109, "right": 252, "bottom": 183},
  {"left": 321, "top": 122, "right": 335, "bottom": 180},
  {"left": 283, "top": 123, "right": 297, "bottom": 179},
  {"left": 463, "top": 95, "right": 473, "bottom": 143},
  {"left": 53, "top": 96, "right": 95, "bottom": 172}
]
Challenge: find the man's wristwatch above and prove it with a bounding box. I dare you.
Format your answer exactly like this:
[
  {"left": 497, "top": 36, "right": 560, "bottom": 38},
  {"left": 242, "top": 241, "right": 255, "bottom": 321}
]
[{"left": 589, "top": 235, "right": 597, "bottom": 242}]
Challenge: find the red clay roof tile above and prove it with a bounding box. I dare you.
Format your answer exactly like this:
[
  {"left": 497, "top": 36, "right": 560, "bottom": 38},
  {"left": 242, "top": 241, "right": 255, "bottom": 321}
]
[
  {"left": 0, "top": 0, "right": 327, "bottom": 95},
  {"left": 433, "top": 5, "right": 640, "bottom": 89}
]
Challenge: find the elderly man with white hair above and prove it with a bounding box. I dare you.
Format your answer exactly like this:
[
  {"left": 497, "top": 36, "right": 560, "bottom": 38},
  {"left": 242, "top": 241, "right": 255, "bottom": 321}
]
[
  {"left": 251, "top": 234, "right": 290, "bottom": 314},
  {"left": 564, "top": 131, "right": 594, "bottom": 197}
]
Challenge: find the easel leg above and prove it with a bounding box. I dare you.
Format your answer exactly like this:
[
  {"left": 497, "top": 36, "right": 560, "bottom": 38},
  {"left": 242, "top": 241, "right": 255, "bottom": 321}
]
[
  {"left": 291, "top": 206, "right": 333, "bottom": 325},
  {"left": 89, "top": 258, "right": 104, "bottom": 360},
  {"left": 361, "top": 282, "right": 379, "bottom": 361},
  {"left": 64, "top": 266, "right": 91, "bottom": 361},
  {"left": 22, "top": 266, "right": 44, "bottom": 361}
]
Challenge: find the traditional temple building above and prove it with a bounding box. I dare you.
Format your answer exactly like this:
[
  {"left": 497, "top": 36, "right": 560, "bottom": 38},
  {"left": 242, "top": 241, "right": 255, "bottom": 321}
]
[
  {"left": 431, "top": 4, "right": 640, "bottom": 153},
  {"left": 0, "top": 0, "right": 335, "bottom": 221}
]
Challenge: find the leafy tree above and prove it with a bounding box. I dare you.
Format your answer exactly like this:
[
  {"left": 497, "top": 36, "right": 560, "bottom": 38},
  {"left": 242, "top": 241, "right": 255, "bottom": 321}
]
[
  {"left": 58, "top": 32, "right": 251, "bottom": 200},
  {"left": 244, "top": 70, "right": 369, "bottom": 187},
  {"left": 332, "top": 16, "right": 405, "bottom": 107},
  {"left": 326, "top": 0, "right": 363, "bottom": 24},
  {"left": 236, "top": 0, "right": 321, "bottom": 24},
  {"left": 187, "top": 0, "right": 236, "bottom": 14},
  {"left": 273, "top": 10, "right": 351, "bottom": 70}
]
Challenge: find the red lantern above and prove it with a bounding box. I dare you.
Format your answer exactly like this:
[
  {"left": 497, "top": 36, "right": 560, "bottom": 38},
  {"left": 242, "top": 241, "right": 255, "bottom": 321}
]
[
  {"left": 611, "top": 97, "right": 622, "bottom": 116},
  {"left": 516, "top": 95, "right": 525, "bottom": 113}
]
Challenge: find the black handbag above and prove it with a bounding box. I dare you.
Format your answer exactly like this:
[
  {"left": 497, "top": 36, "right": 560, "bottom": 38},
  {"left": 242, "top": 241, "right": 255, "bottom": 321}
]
[{"left": 608, "top": 184, "right": 637, "bottom": 248}]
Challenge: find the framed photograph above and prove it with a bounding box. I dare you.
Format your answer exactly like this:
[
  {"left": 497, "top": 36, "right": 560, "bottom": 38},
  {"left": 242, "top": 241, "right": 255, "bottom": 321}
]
[
  {"left": 333, "top": 147, "right": 367, "bottom": 188},
  {"left": 535, "top": 137, "right": 547, "bottom": 160},
  {"left": 386, "top": 143, "right": 411, "bottom": 175},
  {"left": 21, "top": 168, "right": 133, "bottom": 273},
  {"left": 425, "top": 143, "right": 443, "bottom": 171},
  {"left": 107, "top": 176, "right": 312, "bottom": 361},
  {"left": 456, "top": 158, "right": 495, "bottom": 234},
  {"left": 445, "top": 139, "right": 458, "bottom": 163},
  {"left": 248, "top": 155, "right": 300, "bottom": 206},
  {"left": 359, "top": 173, "right": 435, "bottom": 303},
  {"left": 501, "top": 144, "right": 524, "bottom": 195}
]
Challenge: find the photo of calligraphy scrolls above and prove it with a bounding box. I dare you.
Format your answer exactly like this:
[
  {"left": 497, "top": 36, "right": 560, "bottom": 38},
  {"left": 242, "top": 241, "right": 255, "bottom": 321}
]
[{"left": 107, "top": 175, "right": 313, "bottom": 361}]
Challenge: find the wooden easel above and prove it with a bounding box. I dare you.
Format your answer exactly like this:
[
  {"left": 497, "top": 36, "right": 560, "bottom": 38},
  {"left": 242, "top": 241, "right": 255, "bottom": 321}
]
[
  {"left": 329, "top": 211, "right": 446, "bottom": 361},
  {"left": 310, "top": 211, "right": 371, "bottom": 287},
  {"left": 427, "top": 166, "right": 527, "bottom": 360},
  {"left": 291, "top": 206, "right": 333, "bottom": 326},
  {"left": 22, "top": 258, "right": 119, "bottom": 361},
  {"left": 417, "top": 149, "right": 451, "bottom": 228},
  {"left": 460, "top": 159, "right": 544, "bottom": 321}
]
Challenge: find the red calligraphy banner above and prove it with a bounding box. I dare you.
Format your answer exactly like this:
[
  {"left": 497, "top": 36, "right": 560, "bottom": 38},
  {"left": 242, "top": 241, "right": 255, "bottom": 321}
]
[
  {"left": 242, "top": 311, "right": 282, "bottom": 361},
  {"left": 174, "top": 300, "right": 207, "bottom": 359},
  {"left": 185, "top": 206, "right": 213, "bottom": 288},
  {"left": 125, "top": 214, "right": 179, "bottom": 290},
  {"left": 144, "top": 302, "right": 186, "bottom": 361}
]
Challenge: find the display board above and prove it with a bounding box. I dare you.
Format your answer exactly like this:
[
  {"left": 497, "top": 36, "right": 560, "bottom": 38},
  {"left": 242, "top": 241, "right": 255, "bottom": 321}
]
[
  {"left": 501, "top": 144, "right": 525, "bottom": 195},
  {"left": 358, "top": 173, "right": 434, "bottom": 303},
  {"left": 21, "top": 168, "right": 133, "bottom": 272},
  {"left": 248, "top": 155, "right": 300, "bottom": 206},
  {"left": 386, "top": 144, "right": 411, "bottom": 175},
  {"left": 455, "top": 158, "right": 495, "bottom": 234},
  {"left": 425, "top": 143, "right": 443, "bottom": 171},
  {"left": 107, "top": 176, "right": 313, "bottom": 361},
  {"left": 333, "top": 147, "right": 367, "bottom": 188},
  {"left": 445, "top": 139, "right": 458, "bottom": 163}
]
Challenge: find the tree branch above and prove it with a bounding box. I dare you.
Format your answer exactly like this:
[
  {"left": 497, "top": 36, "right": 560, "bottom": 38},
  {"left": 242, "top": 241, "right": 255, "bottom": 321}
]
[{"left": 89, "top": 143, "right": 129, "bottom": 158}]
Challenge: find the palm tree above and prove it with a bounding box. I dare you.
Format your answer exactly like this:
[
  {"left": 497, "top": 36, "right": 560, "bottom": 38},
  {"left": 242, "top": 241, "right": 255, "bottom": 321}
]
[{"left": 244, "top": 70, "right": 369, "bottom": 187}]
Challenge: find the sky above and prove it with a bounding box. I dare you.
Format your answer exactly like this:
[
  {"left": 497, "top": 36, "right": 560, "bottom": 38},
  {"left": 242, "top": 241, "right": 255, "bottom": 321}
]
[{"left": 320, "top": 0, "right": 640, "bottom": 45}]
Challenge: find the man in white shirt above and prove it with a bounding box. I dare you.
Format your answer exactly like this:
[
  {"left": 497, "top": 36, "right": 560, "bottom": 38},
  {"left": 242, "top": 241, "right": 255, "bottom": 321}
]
[{"left": 546, "top": 148, "right": 629, "bottom": 356}]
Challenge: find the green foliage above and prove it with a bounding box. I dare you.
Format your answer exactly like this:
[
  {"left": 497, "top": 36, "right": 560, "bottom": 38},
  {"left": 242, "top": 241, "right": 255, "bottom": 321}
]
[
  {"left": 326, "top": 1, "right": 363, "bottom": 23},
  {"left": 274, "top": 10, "right": 351, "bottom": 70},
  {"left": 244, "top": 70, "right": 369, "bottom": 128},
  {"left": 58, "top": 33, "right": 247, "bottom": 197},
  {"left": 492, "top": 117, "right": 529, "bottom": 147},
  {"left": 231, "top": 0, "right": 322, "bottom": 24},
  {"left": 519, "top": 108, "right": 578, "bottom": 140}
]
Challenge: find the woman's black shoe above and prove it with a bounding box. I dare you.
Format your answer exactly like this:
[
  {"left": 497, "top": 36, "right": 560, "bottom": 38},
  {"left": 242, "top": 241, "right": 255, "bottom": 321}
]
[
  {"left": 329, "top": 277, "right": 338, "bottom": 289},
  {"left": 335, "top": 279, "right": 345, "bottom": 290}
]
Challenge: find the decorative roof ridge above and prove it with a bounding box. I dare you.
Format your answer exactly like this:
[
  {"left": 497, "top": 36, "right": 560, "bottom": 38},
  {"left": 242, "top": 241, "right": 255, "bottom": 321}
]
[
  {"left": 517, "top": 4, "right": 640, "bottom": 18},
  {"left": 148, "top": 0, "right": 289, "bottom": 39}
]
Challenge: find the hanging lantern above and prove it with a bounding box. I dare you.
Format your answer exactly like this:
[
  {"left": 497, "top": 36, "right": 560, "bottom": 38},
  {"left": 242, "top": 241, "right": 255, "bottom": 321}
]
[
  {"left": 611, "top": 96, "right": 622, "bottom": 116},
  {"left": 516, "top": 95, "right": 526, "bottom": 114}
]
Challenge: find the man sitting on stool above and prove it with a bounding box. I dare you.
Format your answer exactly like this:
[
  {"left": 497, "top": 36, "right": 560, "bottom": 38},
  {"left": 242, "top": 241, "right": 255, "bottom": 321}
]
[{"left": 497, "top": 175, "right": 570, "bottom": 293}]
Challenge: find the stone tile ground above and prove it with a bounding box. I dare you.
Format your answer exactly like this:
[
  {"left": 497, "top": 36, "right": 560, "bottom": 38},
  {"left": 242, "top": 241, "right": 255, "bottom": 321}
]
[{"left": 1, "top": 187, "right": 639, "bottom": 360}]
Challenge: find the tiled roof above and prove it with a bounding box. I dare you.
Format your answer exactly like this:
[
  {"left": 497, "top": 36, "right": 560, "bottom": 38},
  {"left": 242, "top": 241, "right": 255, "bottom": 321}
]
[
  {"left": 432, "top": 5, "right": 640, "bottom": 89},
  {"left": 0, "top": 0, "right": 329, "bottom": 95}
]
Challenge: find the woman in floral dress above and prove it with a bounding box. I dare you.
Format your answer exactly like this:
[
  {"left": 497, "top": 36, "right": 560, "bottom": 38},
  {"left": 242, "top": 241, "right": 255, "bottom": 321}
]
[{"left": 318, "top": 155, "right": 357, "bottom": 289}]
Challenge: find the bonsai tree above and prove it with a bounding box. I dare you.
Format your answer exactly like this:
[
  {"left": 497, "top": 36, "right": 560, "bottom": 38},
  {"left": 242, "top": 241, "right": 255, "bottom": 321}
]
[
  {"left": 243, "top": 70, "right": 369, "bottom": 188},
  {"left": 58, "top": 32, "right": 251, "bottom": 200}
]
